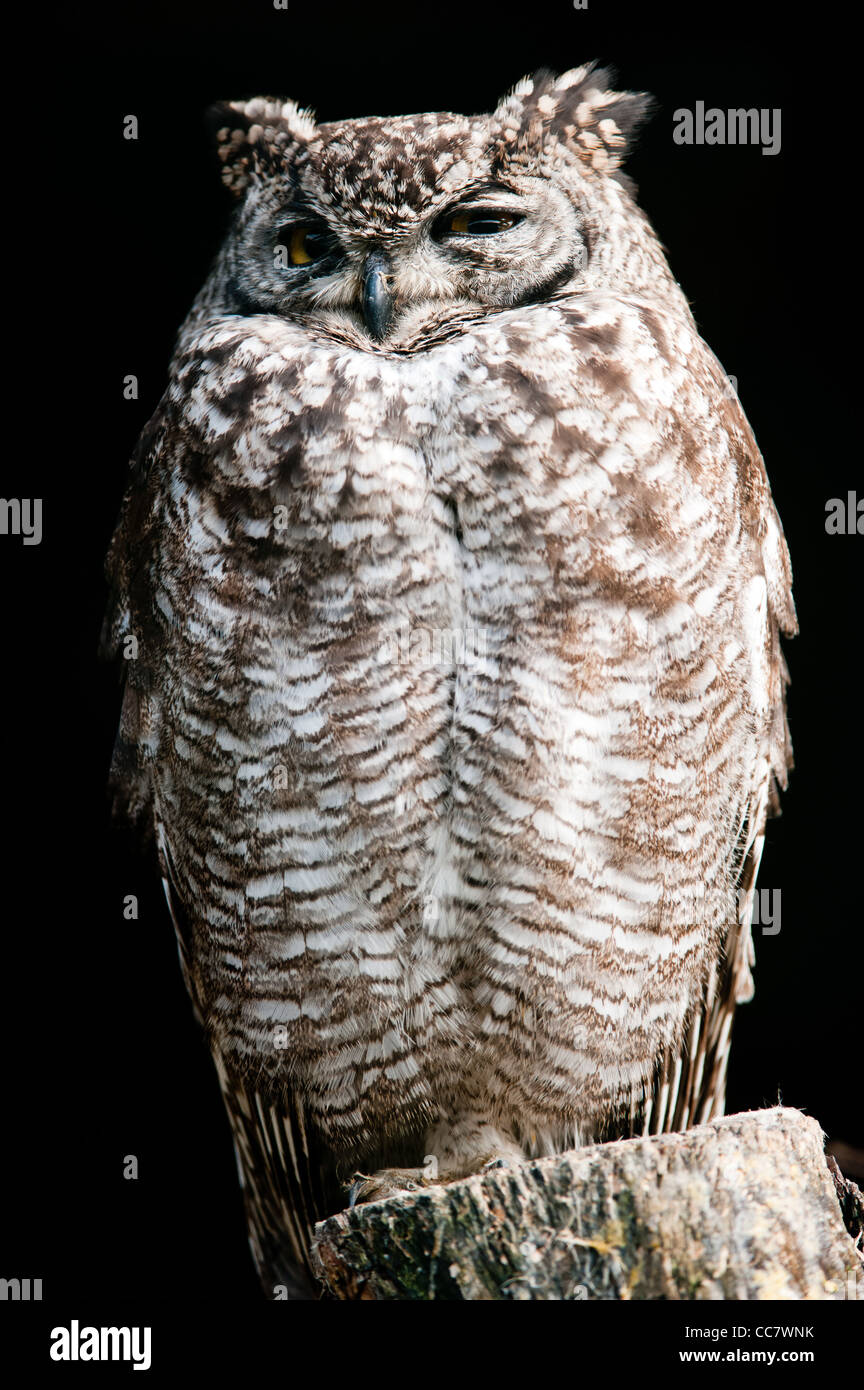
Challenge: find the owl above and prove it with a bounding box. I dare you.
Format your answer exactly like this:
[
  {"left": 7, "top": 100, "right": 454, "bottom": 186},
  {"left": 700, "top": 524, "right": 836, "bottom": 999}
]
[{"left": 103, "top": 65, "right": 796, "bottom": 1297}]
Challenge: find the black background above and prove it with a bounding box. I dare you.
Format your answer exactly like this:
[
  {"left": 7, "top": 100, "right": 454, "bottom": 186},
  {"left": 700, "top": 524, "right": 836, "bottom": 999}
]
[{"left": 2, "top": 0, "right": 860, "bottom": 1317}]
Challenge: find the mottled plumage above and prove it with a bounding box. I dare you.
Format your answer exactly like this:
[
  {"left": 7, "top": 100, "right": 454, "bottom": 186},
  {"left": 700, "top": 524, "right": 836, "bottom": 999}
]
[{"left": 104, "top": 65, "right": 795, "bottom": 1294}]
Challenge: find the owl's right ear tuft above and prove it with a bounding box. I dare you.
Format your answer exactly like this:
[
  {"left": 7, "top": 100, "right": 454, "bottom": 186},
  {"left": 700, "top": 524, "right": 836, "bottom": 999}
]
[
  {"left": 207, "top": 98, "right": 318, "bottom": 195},
  {"left": 493, "top": 64, "right": 653, "bottom": 173}
]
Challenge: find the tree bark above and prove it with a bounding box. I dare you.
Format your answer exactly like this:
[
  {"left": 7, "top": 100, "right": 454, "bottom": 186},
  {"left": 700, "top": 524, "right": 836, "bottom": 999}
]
[{"left": 312, "top": 1107, "right": 863, "bottom": 1300}]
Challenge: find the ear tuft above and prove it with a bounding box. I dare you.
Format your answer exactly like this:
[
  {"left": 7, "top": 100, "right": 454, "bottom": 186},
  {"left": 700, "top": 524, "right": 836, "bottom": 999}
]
[
  {"left": 493, "top": 64, "right": 653, "bottom": 173},
  {"left": 207, "top": 97, "right": 318, "bottom": 195}
]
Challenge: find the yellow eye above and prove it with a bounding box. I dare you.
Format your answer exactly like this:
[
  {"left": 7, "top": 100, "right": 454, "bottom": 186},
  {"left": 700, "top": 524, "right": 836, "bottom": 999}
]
[
  {"left": 277, "top": 224, "right": 333, "bottom": 267},
  {"left": 446, "top": 210, "right": 520, "bottom": 236},
  {"left": 289, "top": 227, "right": 314, "bottom": 264}
]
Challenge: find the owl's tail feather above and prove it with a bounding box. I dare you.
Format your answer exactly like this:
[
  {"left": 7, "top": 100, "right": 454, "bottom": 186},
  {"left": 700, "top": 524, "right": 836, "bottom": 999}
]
[
  {"left": 628, "top": 818, "right": 766, "bottom": 1140},
  {"left": 212, "top": 1052, "right": 435, "bottom": 1297},
  {"left": 212, "top": 1050, "right": 342, "bottom": 1299}
]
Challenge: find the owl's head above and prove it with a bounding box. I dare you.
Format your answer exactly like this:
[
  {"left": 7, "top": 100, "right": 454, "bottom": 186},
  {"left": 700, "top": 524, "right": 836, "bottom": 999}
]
[{"left": 208, "top": 66, "right": 660, "bottom": 347}]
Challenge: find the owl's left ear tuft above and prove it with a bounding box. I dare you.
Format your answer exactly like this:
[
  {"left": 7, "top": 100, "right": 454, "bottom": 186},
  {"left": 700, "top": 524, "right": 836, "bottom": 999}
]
[
  {"left": 492, "top": 64, "right": 653, "bottom": 173},
  {"left": 207, "top": 97, "right": 318, "bottom": 195}
]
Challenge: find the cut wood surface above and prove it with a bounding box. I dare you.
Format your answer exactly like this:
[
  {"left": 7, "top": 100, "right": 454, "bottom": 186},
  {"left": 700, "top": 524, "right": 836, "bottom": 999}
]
[{"left": 312, "top": 1107, "right": 863, "bottom": 1300}]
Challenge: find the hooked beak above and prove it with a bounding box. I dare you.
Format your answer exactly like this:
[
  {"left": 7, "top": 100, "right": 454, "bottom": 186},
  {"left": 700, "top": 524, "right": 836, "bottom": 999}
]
[{"left": 360, "top": 249, "right": 395, "bottom": 340}]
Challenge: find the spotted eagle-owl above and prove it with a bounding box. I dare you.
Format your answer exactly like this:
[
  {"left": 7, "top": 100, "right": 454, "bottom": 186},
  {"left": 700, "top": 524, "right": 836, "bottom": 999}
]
[{"left": 103, "top": 65, "right": 796, "bottom": 1295}]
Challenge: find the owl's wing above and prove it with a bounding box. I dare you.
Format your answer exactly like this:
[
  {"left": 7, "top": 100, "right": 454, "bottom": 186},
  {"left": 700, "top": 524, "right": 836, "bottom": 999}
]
[
  {"left": 101, "top": 406, "right": 172, "bottom": 838},
  {"left": 625, "top": 359, "right": 796, "bottom": 1139},
  {"left": 102, "top": 404, "right": 337, "bottom": 1298},
  {"left": 104, "top": 394, "right": 427, "bottom": 1298}
]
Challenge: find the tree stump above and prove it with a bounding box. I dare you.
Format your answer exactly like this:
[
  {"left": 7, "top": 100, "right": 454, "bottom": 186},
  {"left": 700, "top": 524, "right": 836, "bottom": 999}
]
[{"left": 312, "top": 1107, "right": 863, "bottom": 1300}]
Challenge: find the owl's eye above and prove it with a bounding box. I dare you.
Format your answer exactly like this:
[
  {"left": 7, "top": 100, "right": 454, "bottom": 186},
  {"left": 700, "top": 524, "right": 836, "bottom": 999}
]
[
  {"left": 277, "top": 223, "right": 333, "bottom": 266},
  {"left": 436, "top": 208, "right": 523, "bottom": 239}
]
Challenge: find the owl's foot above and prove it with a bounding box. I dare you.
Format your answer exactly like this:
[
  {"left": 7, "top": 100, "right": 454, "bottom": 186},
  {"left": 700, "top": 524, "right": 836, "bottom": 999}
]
[
  {"left": 347, "top": 1144, "right": 525, "bottom": 1207},
  {"left": 345, "top": 1117, "right": 528, "bottom": 1207}
]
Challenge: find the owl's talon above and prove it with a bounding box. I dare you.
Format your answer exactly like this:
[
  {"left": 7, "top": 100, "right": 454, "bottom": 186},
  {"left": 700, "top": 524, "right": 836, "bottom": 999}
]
[
  {"left": 481, "top": 1154, "right": 516, "bottom": 1173},
  {"left": 344, "top": 1166, "right": 433, "bottom": 1207},
  {"left": 346, "top": 1174, "right": 370, "bottom": 1208}
]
